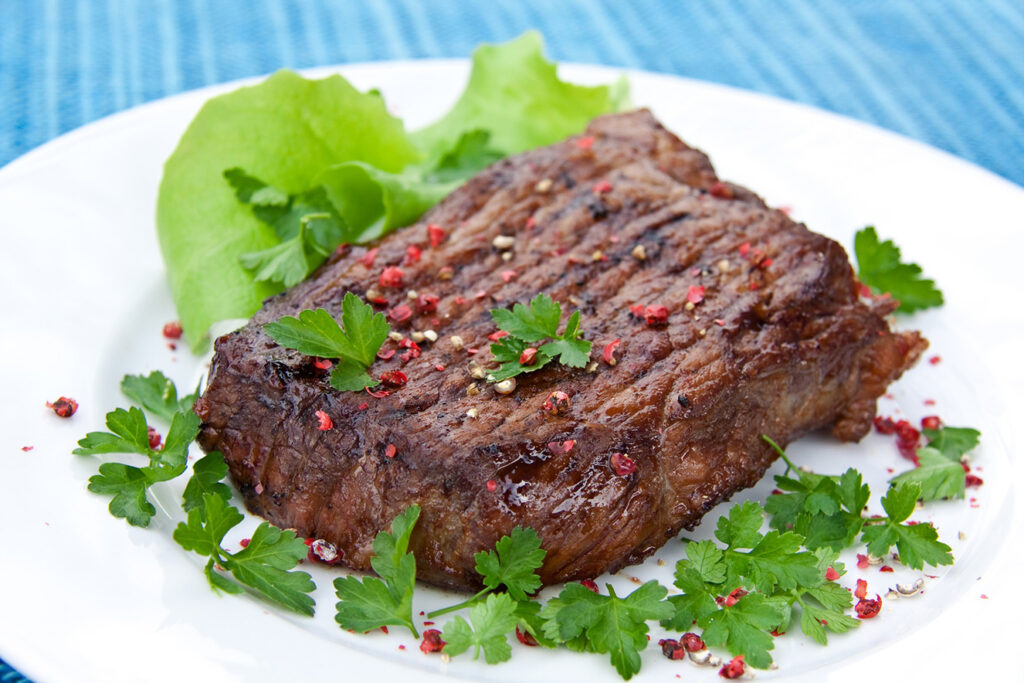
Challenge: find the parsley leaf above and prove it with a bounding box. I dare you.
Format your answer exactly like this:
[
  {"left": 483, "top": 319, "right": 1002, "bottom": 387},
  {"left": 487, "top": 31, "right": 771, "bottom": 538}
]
[
  {"left": 714, "top": 501, "right": 766, "bottom": 550},
  {"left": 334, "top": 505, "right": 421, "bottom": 636},
  {"left": 794, "top": 512, "right": 865, "bottom": 552},
  {"left": 74, "top": 406, "right": 151, "bottom": 456},
  {"left": 700, "top": 593, "right": 788, "bottom": 670},
  {"left": 837, "top": 468, "right": 871, "bottom": 516},
  {"left": 860, "top": 482, "right": 954, "bottom": 569},
  {"left": 475, "top": 526, "right": 546, "bottom": 601},
  {"left": 661, "top": 544, "right": 722, "bottom": 631},
  {"left": 427, "top": 526, "right": 547, "bottom": 619},
  {"left": 264, "top": 293, "right": 389, "bottom": 391},
  {"left": 443, "top": 592, "right": 520, "bottom": 664},
  {"left": 512, "top": 599, "right": 558, "bottom": 648},
  {"left": 174, "top": 492, "right": 316, "bottom": 615},
  {"left": 542, "top": 581, "right": 672, "bottom": 680},
  {"left": 662, "top": 570, "right": 719, "bottom": 631},
  {"left": 226, "top": 168, "right": 347, "bottom": 287},
  {"left": 891, "top": 447, "right": 966, "bottom": 501},
  {"left": 226, "top": 523, "right": 316, "bottom": 612},
  {"left": 854, "top": 226, "right": 943, "bottom": 313},
  {"left": 728, "top": 530, "right": 821, "bottom": 594},
  {"left": 182, "top": 451, "right": 233, "bottom": 513},
  {"left": 796, "top": 582, "right": 860, "bottom": 645},
  {"left": 924, "top": 426, "right": 981, "bottom": 460},
  {"left": 488, "top": 294, "right": 592, "bottom": 381},
  {"left": 74, "top": 408, "right": 201, "bottom": 526},
  {"left": 174, "top": 491, "right": 243, "bottom": 556},
  {"left": 710, "top": 502, "right": 821, "bottom": 601},
  {"left": 685, "top": 540, "right": 728, "bottom": 584},
  {"left": 491, "top": 292, "right": 563, "bottom": 341},
  {"left": 85, "top": 463, "right": 155, "bottom": 527},
  {"left": 764, "top": 438, "right": 868, "bottom": 551},
  {"left": 121, "top": 371, "right": 199, "bottom": 422},
  {"left": 778, "top": 549, "right": 859, "bottom": 645},
  {"left": 891, "top": 426, "right": 981, "bottom": 501},
  {"left": 488, "top": 336, "right": 554, "bottom": 381},
  {"left": 766, "top": 470, "right": 866, "bottom": 551},
  {"left": 540, "top": 311, "right": 591, "bottom": 368},
  {"left": 159, "top": 410, "right": 203, "bottom": 469}
]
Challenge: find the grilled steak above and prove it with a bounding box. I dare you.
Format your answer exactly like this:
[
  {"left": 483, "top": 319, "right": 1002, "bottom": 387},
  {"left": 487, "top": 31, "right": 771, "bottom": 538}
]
[{"left": 195, "top": 110, "right": 926, "bottom": 592}]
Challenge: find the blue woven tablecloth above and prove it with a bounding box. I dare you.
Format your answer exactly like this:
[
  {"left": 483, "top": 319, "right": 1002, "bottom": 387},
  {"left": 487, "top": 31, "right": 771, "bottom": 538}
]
[{"left": 2, "top": 1, "right": 1021, "bottom": 680}]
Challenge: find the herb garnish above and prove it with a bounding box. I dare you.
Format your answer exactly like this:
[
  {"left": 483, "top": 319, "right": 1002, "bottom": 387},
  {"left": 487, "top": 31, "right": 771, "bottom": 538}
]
[
  {"left": 763, "top": 436, "right": 953, "bottom": 569},
  {"left": 889, "top": 425, "right": 980, "bottom": 502},
  {"left": 73, "top": 407, "right": 200, "bottom": 526},
  {"left": 263, "top": 292, "right": 389, "bottom": 391},
  {"left": 542, "top": 581, "right": 674, "bottom": 679},
  {"left": 764, "top": 438, "right": 871, "bottom": 551},
  {"left": 859, "top": 482, "right": 953, "bottom": 569},
  {"left": 334, "top": 505, "right": 421, "bottom": 637},
  {"left": 120, "top": 370, "right": 199, "bottom": 422},
  {"left": 226, "top": 168, "right": 347, "bottom": 287},
  {"left": 488, "top": 293, "right": 591, "bottom": 381},
  {"left": 659, "top": 504, "right": 821, "bottom": 669},
  {"left": 428, "top": 526, "right": 546, "bottom": 618},
  {"left": 854, "top": 226, "right": 943, "bottom": 313},
  {"left": 76, "top": 369, "right": 973, "bottom": 679},
  {"left": 174, "top": 490, "right": 316, "bottom": 615},
  {"left": 77, "top": 373, "right": 318, "bottom": 614},
  {"left": 443, "top": 592, "right": 521, "bottom": 664}
]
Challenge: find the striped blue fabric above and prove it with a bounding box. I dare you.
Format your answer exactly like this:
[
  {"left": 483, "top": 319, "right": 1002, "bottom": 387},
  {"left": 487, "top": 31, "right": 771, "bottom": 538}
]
[
  {"left": 1, "top": 0, "right": 1022, "bottom": 187},
  {"left": 0, "top": 0, "right": 1020, "bottom": 679}
]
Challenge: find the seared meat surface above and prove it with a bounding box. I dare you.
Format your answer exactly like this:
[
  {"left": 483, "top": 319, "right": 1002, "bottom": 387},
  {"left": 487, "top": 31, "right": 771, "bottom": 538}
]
[{"left": 195, "top": 110, "right": 925, "bottom": 591}]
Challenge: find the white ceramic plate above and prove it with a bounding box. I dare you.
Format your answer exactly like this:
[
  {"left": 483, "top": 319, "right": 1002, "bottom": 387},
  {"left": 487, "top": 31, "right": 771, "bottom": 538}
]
[{"left": 2, "top": 61, "right": 1023, "bottom": 683}]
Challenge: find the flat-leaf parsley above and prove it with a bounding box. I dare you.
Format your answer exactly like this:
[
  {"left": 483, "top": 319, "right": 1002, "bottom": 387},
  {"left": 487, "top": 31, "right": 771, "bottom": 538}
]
[
  {"left": 854, "top": 226, "right": 943, "bottom": 313},
  {"left": 488, "top": 293, "right": 591, "bottom": 381},
  {"left": 264, "top": 292, "right": 389, "bottom": 391}
]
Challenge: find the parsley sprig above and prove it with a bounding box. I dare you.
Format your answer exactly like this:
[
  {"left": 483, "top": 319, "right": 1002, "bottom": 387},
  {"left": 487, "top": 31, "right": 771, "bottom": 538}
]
[
  {"left": 660, "top": 505, "right": 821, "bottom": 669},
  {"left": 488, "top": 293, "right": 591, "bottom": 381},
  {"left": 764, "top": 438, "right": 869, "bottom": 551},
  {"left": 428, "top": 526, "right": 546, "bottom": 618},
  {"left": 854, "top": 226, "right": 943, "bottom": 313},
  {"left": 73, "top": 406, "right": 200, "bottom": 526},
  {"left": 226, "top": 168, "right": 347, "bottom": 288},
  {"left": 78, "top": 373, "right": 319, "bottom": 615},
  {"left": 443, "top": 592, "right": 521, "bottom": 664},
  {"left": 545, "top": 581, "right": 673, "bottom": 679},
  {"left": 860, "top": 482, "right": 953, "bottom": 568},
  {"left": 264, "top": 292, "right": 389, "bottom": 391},
  {"left": 780, "top": 550, "right": 859, "bottom": 645},
  {"left": 334, "top": 505, "right": 422, "bottom": 637},
  {"left": 120, "top": 370, "right": 199, "bottom": 422},
  {"left": 763, "top": 436, "right": 953, "bottom": 569},
  {"left": 174, "top": 490, "right": 316, "bottom": 615},
  {"left": 890, "top": 426, "right": 980, "bottom": 501}
]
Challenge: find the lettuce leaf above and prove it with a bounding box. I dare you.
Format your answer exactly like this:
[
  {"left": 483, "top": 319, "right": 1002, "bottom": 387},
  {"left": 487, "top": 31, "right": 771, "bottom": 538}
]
[
  {"left": 157, "top": 70, "right": 421, "bottom": 349},
  {"left": 157, "top": 33, "right": 629, "bottom": 350},
  {"left": 412, "top": 31, "right": 630, "bottom": 158}
]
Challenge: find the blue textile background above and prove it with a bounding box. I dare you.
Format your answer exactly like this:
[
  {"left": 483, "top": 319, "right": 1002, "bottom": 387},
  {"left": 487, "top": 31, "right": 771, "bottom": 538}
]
[
  {"left": 2, "top": 0, "right": 1022, "bottom": 187},
  {"left": 1, "top": 1, "right": 1021, "bottom": 680}
]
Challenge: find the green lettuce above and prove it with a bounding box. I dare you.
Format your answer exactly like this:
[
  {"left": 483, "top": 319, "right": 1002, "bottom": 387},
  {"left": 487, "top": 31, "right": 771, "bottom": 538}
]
[
  {"left": 413, "top": 31, "right": 630, "bottom": 158},
  {"left": 157, "top": 32, "right": 629, "bottom": 350},
  {"left": 157, "top": 70, "right": 420, "bottom": 349}
]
